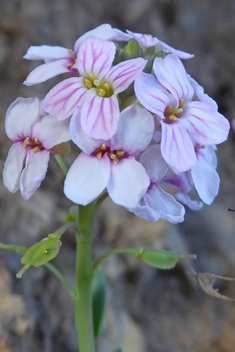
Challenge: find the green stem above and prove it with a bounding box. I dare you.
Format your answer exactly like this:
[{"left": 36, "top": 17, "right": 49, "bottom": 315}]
[
  {"left": 74, "top": 203, "right": 96, "bottom": 352},
  {"left": 51, "top": 222, "right": 81, "bottom": 239},
  {"left": 45, "top": 262, "right": 76, "bottom": 300},
  {"left": 93, "top": 247, "right": 144, "bottom": 271},
  {"left": 54, "top": 154, "right": 68, "bottom": 175}
]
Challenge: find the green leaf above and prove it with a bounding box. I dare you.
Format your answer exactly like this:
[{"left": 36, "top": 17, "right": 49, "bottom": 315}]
[
  {"left": 16, "top": 236, "right": 62, "bottom": 278},
  {"left": 0, "top": 242, "right": 27, "bottom": 255},
  {"left": 92, "top": 266, "right": 106, "bottom": 338},
  {"left": 141, "top": 250, "right": 196, "bottom": 269}
]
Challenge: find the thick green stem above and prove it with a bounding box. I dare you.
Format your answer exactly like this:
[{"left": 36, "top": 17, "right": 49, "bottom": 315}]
[{"left": 74, "top": 203, "right": 96, "bottom": 352}]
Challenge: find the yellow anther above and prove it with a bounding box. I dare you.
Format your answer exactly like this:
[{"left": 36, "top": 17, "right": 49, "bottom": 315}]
[
  {"left": 96, "top": 152, "right": 102, "bottom": 159},
  {"left": 32, "top": 146, "right": 41, "bottom": 153},
  {"left": 179, "top": 99, "right": 185, "bottom": 108},
  {"left": 23, "top": 137, "right": 30, "bottom": 149},
  {"left": 116, "top": 150, "right": 124, "bottom": 156},
  {"left": 174, "top": 108, "right": 183, "bottom": 116},
  {"left": 84, "top": 79, "right": 92, "bottom": 89},
  {"left": 103, "top": 83, "right": 110, "bottom": 90},
  {"left": 110, "top": 153, "right": 116, "bottom": 160},
  {"left": 34, "top": 138, "right": 41, "bottom": 145},
  {"left": 93, "top": 79, "right": 100, "bottom": 86},
  {"left": 113, "top": 158, "right": 119, "bottom": 164},
  {"left": 100, "top": 144, "right": 106, "bottom": 151},
  {"left": 67, "top": 63, "right": 74, "bottom": 67},
  {"left": 146, "top": 34, "right": 153, "bottom": 38},
  {"left": 196, "top": 145, "right": 206, "bottom": 150},
  {"left": 98, "top": 89, "right": 106, "bottom": 97},
  {"left": 88, "top": 74, "right": 97, "bottom": 81},
  {"left": 165, "top": 105, "right": 173, "bottom": 113},
  {"left": 68, "top": 49, "right": 76, "bottom": 60},
  {"left": 42, "top": 248, "right": 47, "bottom": 254},
  {"left": 169, "top": 115, "right": 177, "bottom": 120}
]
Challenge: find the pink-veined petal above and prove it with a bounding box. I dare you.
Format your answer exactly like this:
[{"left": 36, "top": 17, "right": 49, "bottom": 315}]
[
  {"left": 2, "top": 142, "right": 26, "bottom": 193},
  {"left": 70, "top": 108, "right": 105, "bottom": 154},
  {"left": 64, "top": 153, "right": 110, "bottom": 205},
  {"left": 5, "top": 97, "right": 40, "bottom": 141},
  {"left": 76, "top": 36, "right": 116, "bottom": 78},
  {"left": 153, "top": 54, "right": 194, "bottom": 102},
  {"left": 74, "top": 24, "right": 118, "bottom": 53},
  {"left": 139, "top": 145, "right": 169, "bottom": 182},
  {"left": 24, "top": 45, "right": 70, "bottom": 60},
  {"left": 161, "top": 121, "right": 196, "bottom": 174},
  {"left": 105, "top": 58, "right": 146, "bottom": 94},
  {"left": 20, "top": 149, "right": 50, "bottom": 200},
  {"left": 81, "top": 93, "right": 119, "bottom": 140},
  {"left": 43, "top": 77, "right": 90, "bottom": 121},
  {"left": 135, "top": 72, "right": 172, "bottom": 119},
  {"left": 191, "top": 153, "right": 220, "bottom": 205},
  {"left": 128, "top": 202, "right": 161, "bottom": 222},
  {"left": 107, "top": 158, "right": 149, "bottom": 208},
  {"left": 145, "top": 184, "right": 185, "bottom": 224},
  {"left": 111, "top": 105, "right": 154, "bottom": 156},
  {"left": 161, "top": 42, "right": 194, "bottom": 59},
  {"left": 182, "top": 101, "right": 230, "bottom": 145},
  {"left": 24, "top": 59, "right": 71, "bottom": 86},
  {"left": 32, "top": 115, "right": 70, "bottom": 150},
  {"left": 112, "top": 28, "right": 131, "bottom": 41},
  {"left": 176, "top": 192, "right": 203, "bottom": 211},
  {"left": 126, "top": 30, "right": 160, "bottom": 47}
]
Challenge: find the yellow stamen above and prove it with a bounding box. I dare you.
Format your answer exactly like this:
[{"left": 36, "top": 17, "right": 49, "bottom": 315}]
[
  {"left": 23, "top": 137, "right": 30, "bottom": 149},
  {"left": 93, "top": 79, "right": 100, "bottom": 86},
  {"left": 88, "top": 74, "right": 97, "bottom": 81},
  {"left": 113, "top": 158, "right": 119, "bottom": 164},
  {"left": 169, "top": 115, "right": 177, "bottom": 120},
  {"left": 179, "top": 99, "right": 185, "bottom": 108},
  {"left": 34, "top": 138, "right": 41, "bottom": 145},
  {"left": 67, "top": 63, "right": 74, "bottom": 67},
  {"left": 196, "top": 145, "right": 206, "bottom": 150},
  {"left": 68, "top": 49, "right": 76, "bottom": 61},
  {"left": 174, "top": 108, "right": 183, "bottom": 116},
  {"left": 110, "top": 153, "right": 116, "bottom": 160},
  {"left": 103, "top": 83, "right": 110, "bottom": 90},
  {"left": 32, "top": 146, "right": 41, "bottom": 153},
  {"left": 165, "top": 105, "right": 173, "bottom": 113},
  {"left": 116, "top": 150, "right": 124, "bottom": 156},
  {"left": 98, "top": 89, "right": 105, "bottom": 97},
  {"left": 84, "top": 79, "right": 92, "bottom": 89},
  {"left": 100, "top": 144, "right": 106, "bottom": 151},
  {"left": 96, "top": 152, "right": 102, "bottom": 159}
]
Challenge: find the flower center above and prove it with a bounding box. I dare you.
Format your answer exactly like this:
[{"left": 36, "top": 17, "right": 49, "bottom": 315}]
[
  {"left": 163, "top": 99, "right": 185, "bottom": 123},
  {"left": 23, "top": 137, "right": 44, "bottom": 153},
  {"left": 94, "top": 144, "right": 126, "bottom": 164},
  {"left": 84, "top": 74, "right": 114, "bottom": 98}
]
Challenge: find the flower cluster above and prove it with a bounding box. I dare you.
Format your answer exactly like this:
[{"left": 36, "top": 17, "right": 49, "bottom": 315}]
[{"left": 3, "top": 24, "right": 230, "bottom": 223}]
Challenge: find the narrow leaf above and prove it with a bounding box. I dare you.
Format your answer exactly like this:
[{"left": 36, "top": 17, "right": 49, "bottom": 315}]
[
  {"left": 0, "top": 242, "right": 27, "bottom": 255},
  {"left": 92, "top": 266, "right": 106, "bottom": 338}
]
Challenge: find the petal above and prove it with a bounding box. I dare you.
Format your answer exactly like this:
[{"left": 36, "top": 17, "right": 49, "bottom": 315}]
[
  {"left": 111, "top": 105, "right": 154, "bottom": 156},
  {"left": 139, "top": 145, "right": 169, "bottom": 182},
  {"left": 43, "top": 77, "right": 90, "bottom": 121},
  {"left": 105, "top": 58, "right": 146, "bottom": 94},
  {"left": 128, "top": 202, "right": 160, "bottom": 222},
  {"left": 145, "top": 184, "right": 185, "bottom": 224},
  {"left": 5, "top": 97, "right": 40, "bottom": 141},
  {"left": 153, "top": 54, "right": 194, "bottom": 102},
  {"left": 70, "top": 108, "right": 105, "bottom": 154},
  {"left": 32, "top": 115, "right": 71, "bottom": 149},
  {"left": 191, "top": 154, "right": 220, "bottom": 205},
  {"left": 160, "top": 42, "right": 194, "bottom": 59},
  {"left": 74, "top": 24, "right": 118, "bottom": 53},
  {"left": 112, "top": 28, "right": 131, "bottom": 41},
  {"left": 189, "top": 76, "right": 218, "bottom": 110},
  {"left": 23, "top": 59, "right": 71, "bottom": 86},
  {"left": 182, "top": 101, "right": 230, "bottom": 145},
  {"left": 126, "top": 30, "right": 160, "bottom": 47},
  {"left": 24, "top": 45, "right": 69, "bottom": 60},
  {"left": 64, "top": 153, "right": 110, "bottom": 205},
  {"left": 161, "top": 121, "right": 196, "bottom": 174},
  {"left": 81, "top": 93, "right": 119, "bottom": 140},
  {"left": 176, "top": 192, "right": 204, "bottom": 211},
  {"left": 2, "top": 142, "right": 26, "bottom": 193},
  {"left": 134, "top": 72, "right": 172, "bottom": 119},
  {"left": 76, "top": 36, "right": 116, "bottom": 78},
  {"left": 20, "top": 149, "right": 50, "bottom": 200},
  {"left": 107, "top": 158, "right": 150, "bottom": 208}
]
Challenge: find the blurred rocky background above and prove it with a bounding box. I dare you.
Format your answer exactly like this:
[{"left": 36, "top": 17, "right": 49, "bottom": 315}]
[{"left": 1, "top": 0, "right": 235, "bottom": 351}]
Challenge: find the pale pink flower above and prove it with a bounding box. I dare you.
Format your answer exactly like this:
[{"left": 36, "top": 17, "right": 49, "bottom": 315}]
[
  {"left": 128, "top": 145, "right": 185, "bottom": 223},
  {"left": 43, "top": 35, "right": 146, "bottom": 140},
  {"left": 3, "top": 98, "right": 70, "bottom": 199},
  {"left": 23, "top": 24, "right": 118, "bottom": 86},
  {"left": 135, "top": 54, "right": 230, "bottom": 174},
  {"left": 64, "top": 105, "right": 153, "bottom": 207}
]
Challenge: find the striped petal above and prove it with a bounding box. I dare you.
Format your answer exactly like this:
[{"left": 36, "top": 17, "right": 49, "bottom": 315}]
[
  {"left": 24, "top": 45, "right": 69, "bottom": 60},
  {"left": 161, "top": 121, "right": 196, "bottom": 174},
  {"left": 126, "top": 30, "right": 160, "bottom": 47},
  {"left": 182, "top": 101, "right": 230, "bottom": 145},
  {"left": 43, "top": 77, "right": 90, "bottom": 121},
  {"left": 81, "top": 93, "right": 119, "bottom": 140},
  {"left": 105, "top": 58, "right": 146, "bottom": 94},
  {"left": 153, "top": 54, "right": 194, "bottom": 102},
  {"left": 76, "top": 36, "right": 116, "bottom": 78},
  {"left": 135, "top": 72, "right": 172, "bottom": 119}
]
